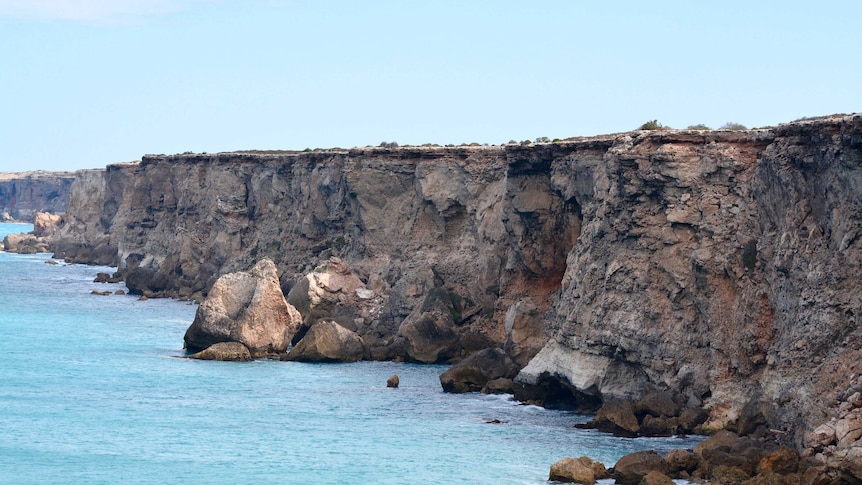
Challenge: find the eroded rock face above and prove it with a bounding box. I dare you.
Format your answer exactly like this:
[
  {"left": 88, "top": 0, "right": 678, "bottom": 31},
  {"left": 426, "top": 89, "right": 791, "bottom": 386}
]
[
  {"left": 183, "top": 259, "right": 302, "bottom": 357},
  {"left": 282, "top": 320, "right": 364, "bottom": 362},
  {"left": 45, "top": 115, "right": 862, "bottom": 477}
]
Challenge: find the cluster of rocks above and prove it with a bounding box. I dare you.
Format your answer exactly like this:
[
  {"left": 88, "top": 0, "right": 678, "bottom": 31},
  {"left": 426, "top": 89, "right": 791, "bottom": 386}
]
[
  {"left": 551, "top": 431, "right": 802, "bottom": 484},
  {"left": 801, "top": 388, "right": 862, "bottom": 483},
  {"left": 576, "top": 392, "right": 708, "bottom": 438},
  {"left": 2, "top": 212, "right": 61, "bottom": 253},
  {"left": 183, "top": 258, "right": 383, "bottom": 363}
]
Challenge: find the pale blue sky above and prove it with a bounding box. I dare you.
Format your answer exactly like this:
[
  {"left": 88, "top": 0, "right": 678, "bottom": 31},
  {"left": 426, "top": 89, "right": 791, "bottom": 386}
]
[{"left": 1, "top": 0, "right": 859, "bottom": 172}]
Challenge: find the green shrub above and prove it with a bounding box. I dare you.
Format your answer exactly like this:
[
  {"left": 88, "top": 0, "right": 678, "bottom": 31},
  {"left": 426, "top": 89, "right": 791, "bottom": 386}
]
[
  {"left": 719, "top": 122, "right": 747, "bottom": 130},
  {"left": 638, "top": 120, "right": 668, "bottom": 130},
  {"left": 687, "top": 124, "right": 711, "bottom": 130}
]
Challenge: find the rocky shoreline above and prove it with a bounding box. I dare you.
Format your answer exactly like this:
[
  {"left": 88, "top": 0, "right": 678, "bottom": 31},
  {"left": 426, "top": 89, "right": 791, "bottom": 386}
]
[{"left": 5, "top": 113, "right": 861, "bottom": 482}]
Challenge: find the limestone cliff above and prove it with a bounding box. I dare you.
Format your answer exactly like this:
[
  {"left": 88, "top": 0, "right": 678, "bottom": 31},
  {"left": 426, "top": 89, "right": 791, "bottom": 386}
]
[
  {"left": 50, "top": 114, "right": 862, "bottom": 454},
  {"left": 0, "top": 170, "right": 76, "bottom": 221}
]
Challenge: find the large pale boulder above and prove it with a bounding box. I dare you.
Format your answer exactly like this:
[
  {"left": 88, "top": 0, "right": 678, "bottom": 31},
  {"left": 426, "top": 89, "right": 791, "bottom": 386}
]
[
  {"left": 282, "top": 320, "right": 365, "bottom": 362},
  {"left": 183, "top": 259, "right": 302, "bottom": 357}
]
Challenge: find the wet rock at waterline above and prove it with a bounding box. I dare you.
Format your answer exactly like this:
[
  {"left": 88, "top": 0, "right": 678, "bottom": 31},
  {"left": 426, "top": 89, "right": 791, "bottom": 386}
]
[{"left": 188, "top": 342, "right": 253, "bottom": 362}]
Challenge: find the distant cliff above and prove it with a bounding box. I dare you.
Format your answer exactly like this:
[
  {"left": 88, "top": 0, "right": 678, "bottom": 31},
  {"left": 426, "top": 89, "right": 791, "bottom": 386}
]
[
  {"left": 0, "top": 171, "right": 77, "bottom": 221},
  {"left": 50, "top": 115, "right": 862, "bottom": 467}
]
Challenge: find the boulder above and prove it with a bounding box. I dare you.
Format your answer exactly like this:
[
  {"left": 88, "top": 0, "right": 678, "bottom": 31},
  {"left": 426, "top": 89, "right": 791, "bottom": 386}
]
[
  {"left": 638, "top": 414, "right": 679, "bottom": 437},
  {"left": 183, "top": 259, "right": 302, "bottom": 357},
  {"left": 587, "top": 399, "right": 640, "bottom": 437},
  {"left": 548, "top": 456, "right": 607, "bottom": 484},
  {"left": 188, "top": 342, "right": 253, "bottom": 361},
  {"left": 439, "top": 348, "right": 518, "bottom": 393},
  {"left": 806, "top": 423, "right": 837, "bottom": 449},
  {"left": 757, "top": 447, "right": 799, "bottom": 475},
  {"left": 694, "top": 430, "right": 739, "bottom": 461},
  {"left": 613, "top": 451, "right": 666, "bottom": 485},
  {"left": 640, "top": 470, "right": 674, "bottom": 485},
  {"left": 387, "top": 375, "right": 399, "bottom": 388},
  {"left": 283, "top": 320, "right": 365, "bottom": 362},
  {"left": 3, "top": 233, "right": 48, "bottom": 254},
  {"left": 663, "top": 449, "right": 698, "bottom": 476},
  {"left": 32, "top": 212, "right": 61, "bottom": 236}
]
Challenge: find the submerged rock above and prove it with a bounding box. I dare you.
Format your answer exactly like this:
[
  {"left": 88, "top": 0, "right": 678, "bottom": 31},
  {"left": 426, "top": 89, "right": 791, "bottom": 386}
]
[
  {"left": 183, "top": 259, "right": 302, "bottom": 357},
  {"left": 188, "top": 342, "right": 253, "bottom": 361},
  {"left": 283, "top": 320, "right": 365, "bottom": 362}
]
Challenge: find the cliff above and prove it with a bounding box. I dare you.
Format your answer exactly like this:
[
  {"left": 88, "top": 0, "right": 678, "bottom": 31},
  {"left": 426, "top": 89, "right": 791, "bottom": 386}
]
[
  {"left": 0, "top": 170, "right": 76, "bottom": 221},
  {"left": 50, "top": 114, "right": 862, "bottom": 455}
]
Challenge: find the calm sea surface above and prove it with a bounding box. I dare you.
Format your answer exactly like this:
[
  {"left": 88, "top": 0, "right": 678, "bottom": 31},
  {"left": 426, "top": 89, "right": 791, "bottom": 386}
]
[{"left": 0, "top": 223, "right": 701, "bottom": 484}]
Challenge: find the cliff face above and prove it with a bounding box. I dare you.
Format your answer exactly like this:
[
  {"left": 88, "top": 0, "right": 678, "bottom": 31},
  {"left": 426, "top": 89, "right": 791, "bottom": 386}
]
[
  {"left": 0, "top": 171, "right": 76, "bottom": 221},
  {"left": 51, "top": 114, "right": 862, "bottom": 447},
  {"left": 518, "top": 115, "right": 862, "bottom": 446}
]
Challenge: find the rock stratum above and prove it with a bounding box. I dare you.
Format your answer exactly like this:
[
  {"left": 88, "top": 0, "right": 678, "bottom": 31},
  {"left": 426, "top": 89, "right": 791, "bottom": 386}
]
[
  {"left": 48, "top": 114, "right": 862, "bottom": 477},
  {"left": 0, "top": 170, "right": 76, "bottom": 221}
]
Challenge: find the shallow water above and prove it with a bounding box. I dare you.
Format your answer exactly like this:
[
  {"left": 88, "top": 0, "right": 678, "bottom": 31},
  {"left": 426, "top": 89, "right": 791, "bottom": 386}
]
[{"left": 0, "top": 223, "right": 701, "bottom": 484}]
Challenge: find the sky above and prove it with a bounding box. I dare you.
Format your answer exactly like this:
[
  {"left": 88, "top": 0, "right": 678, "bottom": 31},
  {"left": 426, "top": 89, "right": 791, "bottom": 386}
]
[{"left": 0, "top": 0, "right": 859, "bottom": 172}]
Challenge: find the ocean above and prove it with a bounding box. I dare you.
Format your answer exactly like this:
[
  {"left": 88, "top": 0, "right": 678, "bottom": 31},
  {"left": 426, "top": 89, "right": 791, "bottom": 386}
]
[{"left": 0, "top": 223, "right": 701, "bottom": 484}]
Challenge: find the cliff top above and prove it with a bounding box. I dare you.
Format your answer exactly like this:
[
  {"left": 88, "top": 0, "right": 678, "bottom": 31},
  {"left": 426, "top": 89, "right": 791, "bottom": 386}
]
[
  {"left": 135, "top": 113, "right": 859, "bottom": 165},
  {"left": 0, "top": 170, "right": 78, "bottom": 181}
]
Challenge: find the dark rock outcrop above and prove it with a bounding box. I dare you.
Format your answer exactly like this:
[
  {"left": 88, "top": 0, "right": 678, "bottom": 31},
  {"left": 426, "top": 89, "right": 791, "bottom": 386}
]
[
  {"left": 183, "top": 259, "right": 302, "bottom": 357},
  {"left": 439, "top": 348, "right": 517, "bottom": 394}
]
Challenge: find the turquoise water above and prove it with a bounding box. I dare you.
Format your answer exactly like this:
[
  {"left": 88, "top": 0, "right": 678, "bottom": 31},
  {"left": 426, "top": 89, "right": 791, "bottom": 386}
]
[{"left": 0, "top": 223, "right": 701, "bottom": 484}]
